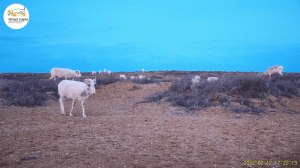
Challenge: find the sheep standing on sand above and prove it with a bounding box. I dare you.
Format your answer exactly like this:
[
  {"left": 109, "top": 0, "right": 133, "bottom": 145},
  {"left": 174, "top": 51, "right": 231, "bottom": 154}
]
[
  {"left": 120, "top": 75, "right": 127, "bottom": 80},
  {"left": 107, "top": 71, "right": 113, "bottom": 76},
  {"left": 58, "top": 79, "right": 96, "bottom": 117},
  {"left": 104, "top": 69, "right": 108, "bottom": 74},
  {"left": 263, "top": 65, "right": 284, "bottom": 79},
  {"left": 49, "top": 68, "right": 81, "bottom": 80},
  {"left": 207, "top": 77, "right": 219, "bottom": 82},
  {"left": 91, "top": 71, "right": 96, "bottom": 75}
]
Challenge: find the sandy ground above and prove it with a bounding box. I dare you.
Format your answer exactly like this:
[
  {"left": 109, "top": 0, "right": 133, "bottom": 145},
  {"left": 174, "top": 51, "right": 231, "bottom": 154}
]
[{"left": 0, "top": 81, "right": 299, "bottom": 168}]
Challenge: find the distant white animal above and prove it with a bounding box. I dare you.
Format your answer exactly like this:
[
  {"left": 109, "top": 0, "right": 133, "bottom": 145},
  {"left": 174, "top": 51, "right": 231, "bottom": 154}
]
[
  {"left": 147, "top": 77, "right": 151, "bottom": 80},
  {"left": 194, "top": 76, "right": 200, "bottom": 80},
  {"left": 120, "top": 74, "right": 127, "bottom": 79},
  {"left": 107, "top": 71, "right": 113, "bottom": 76},
  {"left": 58, "top": 79, "right": 96, "bottom": 117},
  {"left": 130, "top": 76, "right": 137, "bottom": 80},
  {"left": 139, "top": 75, "right": 145, "bottom": 79},
  {"left": 191, "top": 76, "right": 201, "bottom": 87},
  {"left": 91, "top": 71, "right": 96, "bottom": 75},
  {"left": 263, "top": 65, "right": 284, "bottom": 79},
  {"left": 207, "top": 77, "right": 219, "bottom": 82},
  {"left": 142, "top": 69, "right": 145, "bottom": 73},
  {"left": 104, "top": 69, "right": 108, "bottom": 74},
  {"left": 49, "top": 68, "right": 81, "bottom": 80},
  {"left": 99, "top": 70, "right": 103, "bottom": 74}
]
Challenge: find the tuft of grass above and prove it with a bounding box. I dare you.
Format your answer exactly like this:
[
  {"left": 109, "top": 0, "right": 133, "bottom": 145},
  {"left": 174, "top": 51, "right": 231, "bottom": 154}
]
[
  {"left": 132, "top": 77, "right": 170, "bottom": 84},
  {"left": 144, "top": 91, "right": 166, "bottom": 102},
  {"left": 96, "top": 76, "right": 117, "bottom": 85},
  {"left": 128, "top": 84, "right": 141, "bottom": 91}
]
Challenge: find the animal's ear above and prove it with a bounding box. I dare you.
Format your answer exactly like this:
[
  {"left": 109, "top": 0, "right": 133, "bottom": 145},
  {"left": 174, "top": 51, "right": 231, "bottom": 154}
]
[{"left": 84, "top": 79, "right": 90, "bottom": 85}]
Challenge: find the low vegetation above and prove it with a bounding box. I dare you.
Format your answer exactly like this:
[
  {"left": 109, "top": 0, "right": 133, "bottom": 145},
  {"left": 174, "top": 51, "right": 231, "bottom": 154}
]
[
  {"left": 132, "top": 75, "right": 170, "bottom": 84},
  {"left": 96, "top": 76, "right": 117, "bottom": 85},
  {"left": 144, "top": 73, "right": 300, "bottom": 114},
  {"left": 0, "top": 75, "right": 58, "bottom": 107}
]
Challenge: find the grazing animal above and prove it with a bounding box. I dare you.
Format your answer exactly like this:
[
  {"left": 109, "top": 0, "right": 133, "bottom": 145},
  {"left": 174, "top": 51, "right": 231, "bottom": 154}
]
[
  {"left": 191, "top": 76, "right": 200, "bottom": 87},
  {"left": 91, "top": 71, "right": 96, "bottom": 75},
  {"left": 139, "top": 75, "right": 145, "bottom": 79},
  {"left": 49, "top": 68, "right": 81, "bottom": 80},
  {"left": 104, "top": 69, "right": 108, "bottom": 74},
  {"left": 142, "top": 69, "right": 145, "bottom": 73},
  {"left": 58, "top": 79, "right": 96, "bottom": 117},
  {"left": 263, "top": 65, "right": 284, "bottom": 79},
  {"left": 99, "top": 70, "right": 103, "bottom": 74},
  {"left": 207, "top": 77, "right": 219, "bottom": 82},
  {"left": 107, "top": 71, "right": 113, "bottom": 76},
  {"left": 120, "top": 74, "right": 127, "bottom": 79},
  {"left": 130, "top": 76, "right": 137, "bottom": 80}
]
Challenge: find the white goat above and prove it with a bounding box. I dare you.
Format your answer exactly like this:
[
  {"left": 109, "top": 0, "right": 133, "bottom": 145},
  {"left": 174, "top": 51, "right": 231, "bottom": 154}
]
[
  {"left": 107, "top": 71, "right": 113, "bottom": 76},
  {"left": 104, "top": 69, "right": 108, "bottom": 74},
  {"left": 142, "top": 69, "right": 145, "bottom": 73},
  {"left": 207, "top": 77, "right": 219, "bottom": 82},
  {"left": 99, "top": 70, "right": 103, "bottom": 74},
  {"left": 139, "top": 75, "right": 145, "bottom": 79},
  {"left": 49, "top": 68, "right": 81, "bottom": 80},
  {"left": 58, "top": 79, "right": 96, "bottom": 117},
  {"left": 120, "top": 74, "right": 127, "bottom": 79},
  {"left": 263, "top": 65, "right": 284, "bottom": 79},
  {"left": 130, "top": 76, "right": 137, "bottom": 80},
  {"left": 91, "top": 71, "right": 96, "bottom": 75}
]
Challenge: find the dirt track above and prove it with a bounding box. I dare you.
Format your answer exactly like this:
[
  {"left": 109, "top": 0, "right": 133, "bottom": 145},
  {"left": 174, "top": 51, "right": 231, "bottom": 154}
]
[{"left": 0, "top": 81, "right": 299, "bottom": 167}]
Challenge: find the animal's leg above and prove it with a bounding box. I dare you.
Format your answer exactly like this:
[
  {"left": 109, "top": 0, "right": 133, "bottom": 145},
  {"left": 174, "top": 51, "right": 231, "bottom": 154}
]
[
  {"left": 59, "top": 97, "right": 66, "bottom": 115},
  {"left": 81, "top": 100, "right": 87, "bottom": 117},
  {"left": 70, "top": 99, "right": 76, "bottom": 116}
]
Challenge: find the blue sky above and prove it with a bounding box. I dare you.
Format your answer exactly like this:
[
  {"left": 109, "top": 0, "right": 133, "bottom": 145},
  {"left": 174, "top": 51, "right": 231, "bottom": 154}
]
[{"left": 1, "top": 0, "right": 300, "bottom": 73}]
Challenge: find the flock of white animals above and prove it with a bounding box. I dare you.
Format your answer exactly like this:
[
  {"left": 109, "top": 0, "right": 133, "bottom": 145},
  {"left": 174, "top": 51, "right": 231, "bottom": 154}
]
[{"left": 49, "top": 65, "right": 284, "bottom": 117}]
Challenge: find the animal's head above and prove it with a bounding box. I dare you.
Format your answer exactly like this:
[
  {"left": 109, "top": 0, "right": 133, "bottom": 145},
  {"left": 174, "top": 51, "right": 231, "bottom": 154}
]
[
  {"left": 75, "top": 70, "right": 81, "bottom": 77},
  {"left": 84, "top": 78, "right": 96, "bottom": 95},
  {"left": 280, "top": 66, "right": 284, "bottom": 70}
]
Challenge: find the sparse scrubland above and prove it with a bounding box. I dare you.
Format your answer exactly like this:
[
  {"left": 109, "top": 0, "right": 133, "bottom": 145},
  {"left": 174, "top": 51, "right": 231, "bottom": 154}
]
[
  {"left": 0, "top": 74, "right": 119, "bottom": 107},
  {"left": 144, "top": 72, "right": 300, "bottom": 114},
  {"left": 0, "top": 71, "right": 299, "bottom": 167},
  {"left": 1, "top": 72, "right": 300, "bottom": 114}
]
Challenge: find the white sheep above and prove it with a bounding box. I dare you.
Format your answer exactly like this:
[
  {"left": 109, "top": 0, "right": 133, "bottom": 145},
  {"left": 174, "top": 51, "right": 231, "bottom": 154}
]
[
  {"left": 194, "top": 76, "right": 200, "bottom": 80},
  {"left": 120, "top": 74, "right": 127, "bottom": 79},
  {"left": 107, "top": 71, "right": 113, "bottom": 76},
  {"left": 139, "top": 75, "right": 145, "bottom": 79},
  {"left": 142, "top": 69, "right": 145, "bottom": 73},
  {"left": 99, "top": 70, "right": 103, "bottom": 74},
  {"left": 130, "top": 76, "right": 137, "bottom": 80},
  {"left": 58, "top": 78, "right": 96, "bottom": 117},
  {"left": 49, "top": 68, "right": 81, "bottom": 80},
  {"left": 91, "top": 71, "right": 96, "bottom": 75},
  {"left": 104, "top": 69, "right": 108, "bottom": 74},
  {"left": 263, "top": 65, "right": 284, "bottom": 79},
  {"left": 191, "top": 76, "right": 200, "bottom": 87},
  {"left": 207, "top": 77, "right": 219, "bottom": 82}
]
